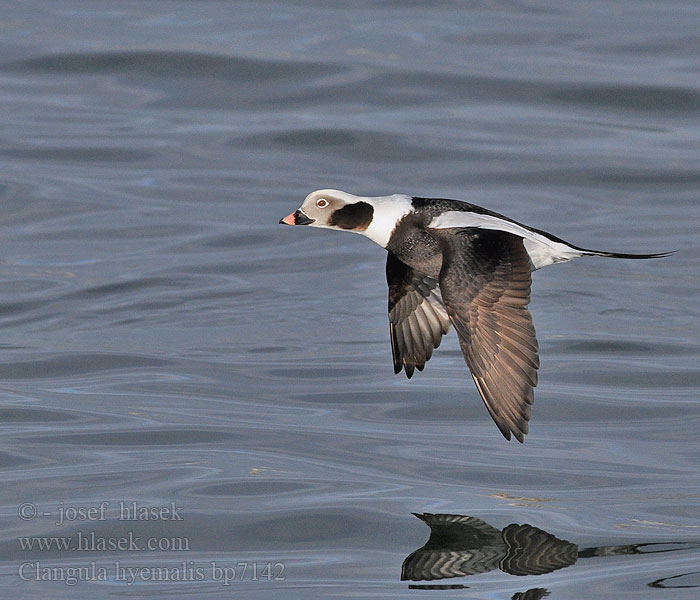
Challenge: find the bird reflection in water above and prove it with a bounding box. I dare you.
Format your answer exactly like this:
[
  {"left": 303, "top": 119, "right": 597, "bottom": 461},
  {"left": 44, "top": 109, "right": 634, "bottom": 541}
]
[{"left": 402, "top": 513, "right": 699, "bottom": 598}]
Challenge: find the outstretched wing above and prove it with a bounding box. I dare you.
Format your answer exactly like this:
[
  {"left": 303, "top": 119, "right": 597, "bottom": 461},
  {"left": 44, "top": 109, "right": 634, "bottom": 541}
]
[
  {"left": 386, "top": 252, "right": 451, "bottom": 378},
  {"left": 431, "top": 228, "right": 539, "bottom": 442}
]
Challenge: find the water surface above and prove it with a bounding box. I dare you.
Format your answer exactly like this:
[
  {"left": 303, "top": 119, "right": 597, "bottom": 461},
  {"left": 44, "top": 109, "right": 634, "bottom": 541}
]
[{"left": 0, "top": 1, "right": 698, "bottom": 598}]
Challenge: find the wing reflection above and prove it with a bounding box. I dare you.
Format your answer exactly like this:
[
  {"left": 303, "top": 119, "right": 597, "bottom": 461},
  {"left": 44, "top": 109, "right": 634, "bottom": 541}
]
[
  {"left": 402, "top": 513, "right": 576, "bottom": 581},
  {"left": 402, "top": 512, "right": 700, "bottom": 596}
]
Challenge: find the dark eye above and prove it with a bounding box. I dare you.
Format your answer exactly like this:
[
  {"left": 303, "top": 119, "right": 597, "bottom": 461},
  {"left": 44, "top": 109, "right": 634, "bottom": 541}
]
[{"left": 316, "top": 198, "right": 329, "bottom": 208}]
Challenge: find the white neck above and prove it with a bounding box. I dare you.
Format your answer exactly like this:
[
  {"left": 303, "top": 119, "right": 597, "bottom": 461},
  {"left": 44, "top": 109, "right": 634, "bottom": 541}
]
[{"left": 361, "top": 194, "right": 413, "bottom": 248}]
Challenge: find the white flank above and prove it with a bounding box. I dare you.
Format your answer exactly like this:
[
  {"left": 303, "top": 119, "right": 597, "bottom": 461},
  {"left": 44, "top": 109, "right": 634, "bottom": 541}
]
[
  {"left": 429, "top": 211, "right": 584, "bottom": 269},
  {"left": 361, "top": 194, "right": 414, "bottom": 248}
]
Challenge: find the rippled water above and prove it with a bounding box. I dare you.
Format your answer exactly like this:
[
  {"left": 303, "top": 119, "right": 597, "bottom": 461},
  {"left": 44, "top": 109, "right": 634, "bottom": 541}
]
[{"left": 1, "top": 1, "right": 698, "bottom": 598}]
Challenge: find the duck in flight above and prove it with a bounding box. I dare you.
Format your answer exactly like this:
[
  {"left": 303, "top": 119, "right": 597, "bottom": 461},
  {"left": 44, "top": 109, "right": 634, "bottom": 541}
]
[{"left": 280, "top": 190, "right": 671, "bottom": 442}]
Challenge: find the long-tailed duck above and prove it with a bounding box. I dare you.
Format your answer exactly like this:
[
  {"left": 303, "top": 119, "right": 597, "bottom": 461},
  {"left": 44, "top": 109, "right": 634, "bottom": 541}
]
[{"left": 280, "top": 190, "right": 671, "bottom": 442}]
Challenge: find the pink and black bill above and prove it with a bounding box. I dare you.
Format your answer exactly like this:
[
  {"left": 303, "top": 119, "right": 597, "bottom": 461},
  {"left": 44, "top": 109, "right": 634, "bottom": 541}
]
[{"left": 279, "top": 209, "right": 314, "bottom": 226}]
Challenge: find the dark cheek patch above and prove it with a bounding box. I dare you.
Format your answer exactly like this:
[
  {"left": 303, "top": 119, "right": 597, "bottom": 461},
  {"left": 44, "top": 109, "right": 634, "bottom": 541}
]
[{"left": 328, "top": 201, "right": 374, "bottom": 230}]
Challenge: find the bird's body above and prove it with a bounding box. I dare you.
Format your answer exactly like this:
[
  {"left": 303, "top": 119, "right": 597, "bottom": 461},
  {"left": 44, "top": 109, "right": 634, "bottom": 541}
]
[{"left": 280, "top": 190, "right": 670, "bottom": 442}]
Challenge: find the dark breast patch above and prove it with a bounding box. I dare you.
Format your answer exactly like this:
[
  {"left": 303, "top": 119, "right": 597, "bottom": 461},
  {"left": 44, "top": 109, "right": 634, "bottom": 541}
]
[{"left": 328, "top": 201, "right": 374, "bottom": 230}]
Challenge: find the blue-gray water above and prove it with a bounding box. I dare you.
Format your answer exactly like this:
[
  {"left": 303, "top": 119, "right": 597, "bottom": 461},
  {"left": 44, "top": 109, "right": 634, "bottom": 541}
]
[{"left": 1, "top": 1, "right": 698, "bottom": 598}]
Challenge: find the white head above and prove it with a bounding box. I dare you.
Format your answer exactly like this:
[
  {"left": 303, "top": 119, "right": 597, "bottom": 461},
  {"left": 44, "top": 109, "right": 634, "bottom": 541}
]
[{"left": 279, "top": 189, "right": 413, "bottom": 247}]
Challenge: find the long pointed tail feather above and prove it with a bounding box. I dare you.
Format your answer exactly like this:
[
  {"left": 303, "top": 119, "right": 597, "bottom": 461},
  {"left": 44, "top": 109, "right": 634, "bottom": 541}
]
[{"left": 581, "top": 249, "right": 675, "bottom": 260}]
